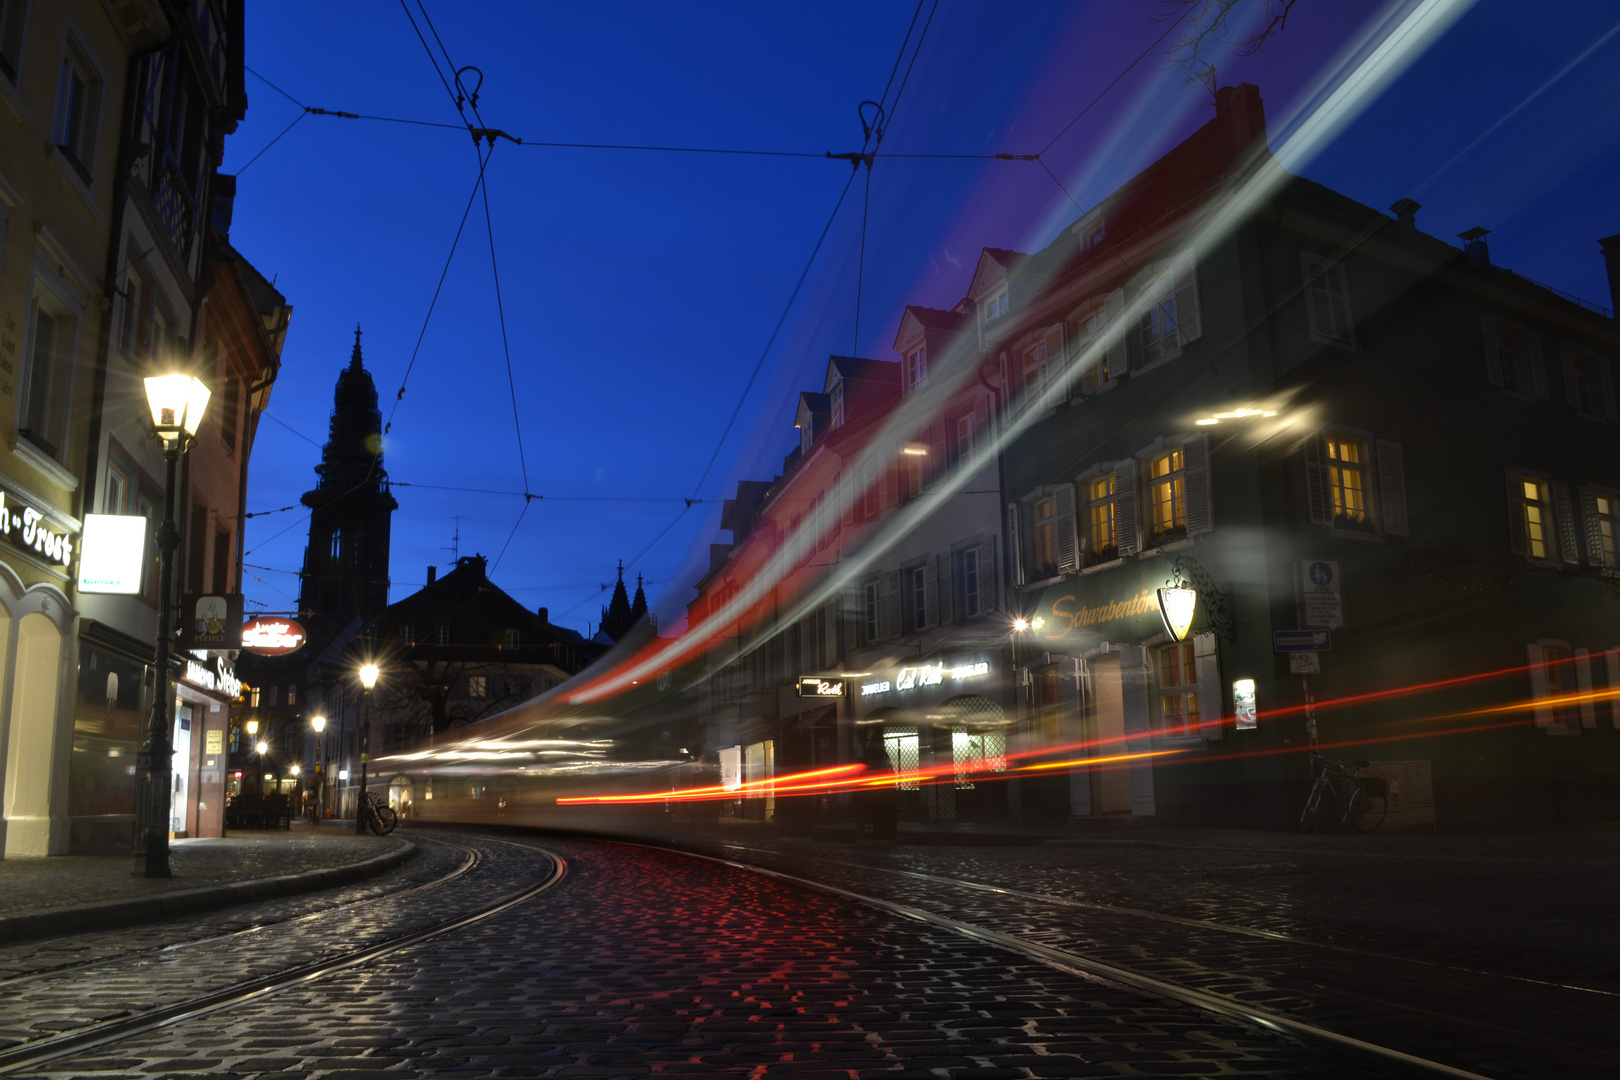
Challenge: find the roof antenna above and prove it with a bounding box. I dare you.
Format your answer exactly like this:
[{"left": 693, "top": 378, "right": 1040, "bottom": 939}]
[{"left": 443, "top": 515, "right": 461, "bottom": 565}]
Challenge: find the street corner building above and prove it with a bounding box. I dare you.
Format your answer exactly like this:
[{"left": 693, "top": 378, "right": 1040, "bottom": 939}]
[{"left": 0, "top": 0, "right": 290, "bottom": 854}]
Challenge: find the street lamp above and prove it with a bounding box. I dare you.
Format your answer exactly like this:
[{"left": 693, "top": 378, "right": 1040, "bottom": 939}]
[
  {"left": 137, "top": 371, "right": 211, "bottom": 879},
  {"left": 310, "top": 715, "right": 327, "bottom": 825},
  {"left": 356, "top": 662, "right": 380, "bottom": 833}
]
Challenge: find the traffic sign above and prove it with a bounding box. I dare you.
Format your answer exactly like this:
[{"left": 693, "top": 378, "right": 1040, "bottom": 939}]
[{"left": 1274, "top": 629, "right": 1331, "bottom": 652}]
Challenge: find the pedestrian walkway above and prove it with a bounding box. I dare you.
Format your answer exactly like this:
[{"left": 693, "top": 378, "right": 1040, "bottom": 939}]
[{"left": 0, "top": 823, "right": 412, "bottom": 943}]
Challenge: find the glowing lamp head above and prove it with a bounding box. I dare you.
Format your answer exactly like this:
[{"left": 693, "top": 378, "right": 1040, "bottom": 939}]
[
  {"left": 289, "top": 763, "right": 301, "bottom": 776},
  {"left": 1012, "top": 617, "right": 1030, "bottom": 633},
  {"left": 143, "top": 374, "right": 212, "bottom": 443},
  {"left": 245, "top": 719, "right": 259, "bottom": 735},
  {"left": 359, "top": 662, "right": 380, "bottom": 690},
  {"left": 255, "top": 740, "right": 269, "bottom": 755},
  {"left": 310, "top": 715, "right": 326, "bottom": 733},
  {"left": 1156, "top": 586, "right": 1197, "bottom": 642}
]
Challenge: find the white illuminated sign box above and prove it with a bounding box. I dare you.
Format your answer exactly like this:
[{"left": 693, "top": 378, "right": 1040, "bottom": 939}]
[
  {"left": 78, "top": 514, "right": 147, "bottom": 594},
  {"left": 1233, "top": 679, "right": 1258, "bottom": 730}
]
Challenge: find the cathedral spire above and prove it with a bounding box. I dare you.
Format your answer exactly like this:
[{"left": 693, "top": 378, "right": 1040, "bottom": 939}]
[
  {"left": 630, "top": 573, "right": 648, "bottom": 621},
  {"left": 600, "top": 559, "right": 636, "bottom": 642},
  {"left": 351, "top": 323, "right": 364, "bottom": 370}
]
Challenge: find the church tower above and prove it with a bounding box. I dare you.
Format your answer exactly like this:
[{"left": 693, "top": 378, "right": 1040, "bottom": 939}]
[{"left": 298, "top": 327, "right": 398, "bottom": 625}]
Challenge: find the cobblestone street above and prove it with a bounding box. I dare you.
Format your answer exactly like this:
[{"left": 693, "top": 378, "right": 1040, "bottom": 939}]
[{"left": 0, "top": 830, "right": 1424, "bottom": 1080}]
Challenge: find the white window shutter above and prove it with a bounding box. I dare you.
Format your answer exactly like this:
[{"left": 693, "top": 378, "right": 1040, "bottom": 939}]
[
  {"left": 1506, "top": 473, "right": 1529, "bottom": 556},
  {"left": 1304, "top": 433, "right": 1331, "bottom": 526},
  {"left": 923, "top": 558, "right": 938, "bottom": 630},
  {"left": 880, "top": 570, "right": 901, "bottom": 641},
  {"left": 1527, "top": 644, "right": 1554, "bottom": 727},
  {"left": 1193, "top": 632, "right": 1221, "bottom": 740},
  {"left": 1552, "top": 481, "right": 1579, "bottom": 565},
  {"left": 1528, "top": 332, "right": 1550, "bottom": 399},
  {"left": 1574, "top": 648, "right": 1596, "bottom": 728},
  {"left": 1183, "top": 433, "right": 1213, "bottom": 536},
  {"left": 936, "top": 552, "right": 953, "bottom": 625},
  {"left": 1607, "top": 649, "right": 1620, "bottom": 729},
  {"left": 1174, "top": 255, "right": 1202, "bottom": 346},
  {"left": 1047, "top": 324, "right": 1068, "bottom": 403},
  {"left": 1580, "top": 487, "right": 1608, "bottom": 566},
  {"left": 1602, "top": 356, "right": 1619, "bottom": 421},
  {"left": 997, "top": 352, "right": 1011, "bottom": 421},
  {"left": 1302, "top": 253, "right": 1353, "bottom": 348},
  {"left": 1006, "top": 502, "right": 1025, "bottom": 587},
  {"left": 1053, "top": 482, "right": 1079, "bottom": 571},
  {"left": 1375, "top": 440, "right": 1409, "bottom": 537},
  {"left": 1113, "top": 460, "right": 1139, "bottom": 555},
  {"left": 1103, "top": 289, "right": 1126, "bottom": 379},
  {"left": 1481, "top": 317, "right": 1504, "bottom": 387}
]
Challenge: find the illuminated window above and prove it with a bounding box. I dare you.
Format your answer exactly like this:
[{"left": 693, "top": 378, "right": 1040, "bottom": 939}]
[
  {"left": 1031, "top": 495, "right": 1057, "bottom": 577},
  {"left": 1148, "top": 449, "right": 1187, "bottom": 537},
  {"left": 1518, "top": 477, "right": 1551, "bottom": 560},
  {"left": 1158, "top": 641, "right": 1200, "bottom": 736},
  {"left": 905, "top": 345, "right": 927, "bottom": 392},
  {"left": 468, "top": 675, "right": 486, "bottom": 699},
  {"left": 286, "top": 684, "right": 297, "bottom": 706},
  {"left": 1087, "top": 474, "right": 1117, "bottom": 559},
  {"left": 952, "top": 730, "right": 1006, "bottom": 788},
  {"left": 883, "top": 728, "right": 920, "bottom": 790},
  {"left": 900, "top": 452, "right": 921, "bottom": 500},
  {"left": 1591, "top": 494, "right": 1616, "bottom": 567},
  {"left": 1325, "top": 437, "right": 1369, "bottom": 528}
]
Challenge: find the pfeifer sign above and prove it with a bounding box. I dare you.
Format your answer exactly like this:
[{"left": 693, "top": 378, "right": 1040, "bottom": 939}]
[{"left": 241, "top": 616, "right": 307, "bottom": 656}]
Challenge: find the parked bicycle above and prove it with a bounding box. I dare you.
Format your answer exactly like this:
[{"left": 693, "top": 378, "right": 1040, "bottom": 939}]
[
  {"left": 1299, "top": 752, "right": 1388, "bottom": 833},
  {"left": 360, "top": 789, "right": 398, "bottom": 836}
]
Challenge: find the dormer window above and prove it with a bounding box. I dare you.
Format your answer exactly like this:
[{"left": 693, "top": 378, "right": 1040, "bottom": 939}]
[
  {"left": 981, "top": 288, "right": 1008, "bottom": 327},
  {"left": 904, "top": 345, "right": 927, "bottom": 392},
  {"left": 830, "top": 381, "right": 845, "bottom": 428},
  {"left": 800, "top": 421, "right": 814, "bottom": 456}
]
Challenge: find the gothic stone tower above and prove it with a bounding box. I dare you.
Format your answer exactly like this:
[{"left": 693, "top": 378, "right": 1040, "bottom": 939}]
[{"left": 298, "top": 328, "right": 397, "bottom": 625}]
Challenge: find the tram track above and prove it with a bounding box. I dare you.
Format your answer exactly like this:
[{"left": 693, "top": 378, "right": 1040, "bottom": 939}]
[{"left": 0, "top": 836, "right": 566, "bottom": 1076}]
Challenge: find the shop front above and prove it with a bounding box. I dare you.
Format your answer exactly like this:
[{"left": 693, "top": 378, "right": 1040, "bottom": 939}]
[{"left": 173, "top": 652, "right": 237, "bottom": 838}]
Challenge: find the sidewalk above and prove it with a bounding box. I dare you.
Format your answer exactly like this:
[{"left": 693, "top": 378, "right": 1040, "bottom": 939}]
[{"left": 0, "top": 822, "right": 414, "bottom": 944}]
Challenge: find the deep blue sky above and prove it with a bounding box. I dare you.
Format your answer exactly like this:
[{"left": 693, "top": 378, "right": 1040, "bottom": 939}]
[{"left": 232, "top": 0, "right": 1620, "bottom": 636}]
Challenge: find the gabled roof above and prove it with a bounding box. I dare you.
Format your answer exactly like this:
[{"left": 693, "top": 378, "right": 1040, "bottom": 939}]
[
  {"left": 823, "top": 355, "right": 900, "bottom": 393},
  {"left": 371, "top": 555, "right": 590, "bottom": 650},
  {"left": 893, "top": 305, "right": 963, "bottom": 350},
  {"left": 796, "top": 391, "right": 830, "bottom": 427},
  {"left": 967, "top": 248, "right": 1023, "bottom": 302}
]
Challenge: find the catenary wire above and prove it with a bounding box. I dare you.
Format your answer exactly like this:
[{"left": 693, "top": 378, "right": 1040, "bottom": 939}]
[
  {"left": 262, "top": 411, "right": 321, "bottom": 447},
  {"left": 235, "top": 111, "right": 307, "bottom": 175},
  {"left": 476, "top": 145, "right": 532, "bottom": 495}
]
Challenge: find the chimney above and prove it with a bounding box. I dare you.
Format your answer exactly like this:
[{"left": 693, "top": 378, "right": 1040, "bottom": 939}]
[
  {"left": 1458, "top": 226, "right": 1491, "bottom": 268},
  {"left": 1214, "top": 83, "right": 1268, "bottom": 155},
  {"left": 1390, "top": 198, "right": 1421, "bottom": 232},
  {"left": 426, "top": 565, "right": 436, "bottom": 585},
  {"left": 537, "top": 606, "right": 549, "bottom": 623},
  {"left": 1600, "top": 234, "right": 1620, "bottom": 317}
]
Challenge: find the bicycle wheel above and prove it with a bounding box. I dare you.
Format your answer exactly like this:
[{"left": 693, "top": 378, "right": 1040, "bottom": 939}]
[
  {"left": 370, "top": 802, "right": 398, "bottom": 835},
  {"left": 1298, "top": 782, "right": 1324, "bottom": 833},
  {"left": 1345, "top": 783, "right": 1387, "bottom": 833}
]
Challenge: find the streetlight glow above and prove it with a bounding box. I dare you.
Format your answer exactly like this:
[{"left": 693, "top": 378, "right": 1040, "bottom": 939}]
[
  {"left": 1012, "top": 617, "right": 1029, "bottom": 633},
  {"left": 289, "top": 763, "right": 301, "bottom": 776},
  {"left": 255, "top": 740, "right": 269, "bottom": 755},
  {"left": 359, "top": 663, "right": 380, "bottom": 690},
  {"left": 246, "top": 719, "right": 259, "bottom": 735},
  {"left": 142, "top": 374, "right": 213, "bottom": 441},
  {"left": 310, "top": 715, "right": 326, "bottom": 733}
]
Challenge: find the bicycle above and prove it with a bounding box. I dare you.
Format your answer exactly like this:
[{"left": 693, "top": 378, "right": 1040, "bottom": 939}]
[
  {"left": 359, "top": 790, "right": 398, "bottom": 836},
  {"left": 1298, "top": 752, "right": 1388, "bottom": 833}
]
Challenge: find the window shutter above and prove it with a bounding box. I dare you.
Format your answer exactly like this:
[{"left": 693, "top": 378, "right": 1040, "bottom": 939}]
[
  {"left": 936, "top": 552, "right": 953, "bottom": 625},
  {"left": 1528, "top": 332, "right": 1549, "bottom": 399},
  {"left": 1574, "top": 648, "right": 1596, "bottom": 728},
  {"left": 1580, "top": 487, "right": 1608, "bottom": 566},
  {"left": 978, "top": 537, "right": 996, "bottom": 612},
  {"left": 885, "top": 462, "right": 899, "bottom": 507},
  {"left": 1303, "top": 432, "right": 1331, "bottom": 526},
  {"left": 1562, "top": 344, "right": 1582, "bottom": 410},
  {"left": 880, "top": 570, "right": 901, "bottom": 641},
  {"left": 1506, "top": 473, "right": 1530, "bottom": 556},
  {"left": 1601, "top": 356, "right": 1619, "bottom": 421},
  {"left": 1607, "top": 650, "right": 1620, "bottom": 729},
  {"left": 1053, "top": 482, "right": 1079, "bottom": 571},
  {"left": 997, "top": 351, "right": 1011, "bottom": 421},
  {"left": 1046, "top": 324, "right": 1067, "bottom": 403},
  {"left": 928, "top": 420, "right": 946, "bottom": 487},
  {"left": 1192, "top": 632, "right": 1221, "bottom": 741},
  {"left": 1103, "top": 289, "right": 1126, "bottom": 379},
  {"left": 1553, "top": 480, "right": 1579, "bottom": 565},
  {"left": 1375, "top": 440, "right": 1409, "bottom": 537},
  {"left": 1183, "top": 433, "right": 1213, "bottom": 536},
  {"left": 1174, "top": 255, "right": 1202, "bottom": 346},
  {"left": 1303, "top": 253, "right": 1353, "bottom": 348},
  {"left": 923, "top": 558, "right": 938, "bottom": 630},
  {"left": 1113, "top": 460, "right": 1139, "bottom": 556},
  {"left": 841, "top": 585, "right": 860, "bottom": 656},
  {"left": 1006, "top": 502, "right": 1025, "bottom": 587},
  {"left": 1481, "top": 318, "right": 1504, "bottom": 387},
  {"left": 1527, "top": 644, "right": 1554, "bottom": 727}
]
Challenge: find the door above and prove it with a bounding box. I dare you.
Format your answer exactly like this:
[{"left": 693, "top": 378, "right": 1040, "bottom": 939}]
[
  {"left": 171, "top": 705, "right": 192, "bottom": 836},
  {"left": 1087, "top": 656, "right": 1133, "bottom": 815}
]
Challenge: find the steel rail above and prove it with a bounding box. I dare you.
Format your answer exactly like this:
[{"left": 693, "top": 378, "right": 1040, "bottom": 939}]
[
  {"left": 717, "top": 842, "right": 1620, "bottom": 1001},
  {"left": 0, "top": 836, "right": 479, "bottom": 989},
  {"left": 0, "top": 843, "right": 567, "bottom": 1076},
  {"left": 648, "top": 842, "right": 1499, "bottom": 1080}
]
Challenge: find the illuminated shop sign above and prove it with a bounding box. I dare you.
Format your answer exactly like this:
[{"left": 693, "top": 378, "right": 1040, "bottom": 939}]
[
  {"left": 241, "top": 616, "right": 307, "bottom": 656},
  {"left": 864, "top": 659, "right": 991, "bottom": 696},
  {"left": 182, "top": 655, "right": 241, "bottom": 698},
  {"left": 0, "top": 490, "right": 75, "bottom": 569},
  {"left": 861, "top": 679, "right": 891, "bottom": 696},
  {"left": 796, "top": 677, "right": 845, "bottom": 698},
  {"left": 180, "top": 593, "right": 244, "bottom": 649},
  {"left": 78, "top": 513, "right": 146, "bottom": 593}
]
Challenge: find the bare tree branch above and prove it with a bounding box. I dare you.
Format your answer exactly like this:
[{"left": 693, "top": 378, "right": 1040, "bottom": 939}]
[{"left": 1162, "top": 0, "right": 1300, "bottom": 76}]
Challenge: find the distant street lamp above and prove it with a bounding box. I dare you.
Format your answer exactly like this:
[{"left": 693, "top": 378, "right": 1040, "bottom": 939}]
[
  {"left": 245, "top": 719, "right": 260, "bottom": 794},
  {"left": 356, "top": 662, "right": 380, "bottom": 833},
  {"left": 137, "top": 371, "right": 211, "bottom": 879},
  {"left": 310, "top": 715, "right": 327, "bottom": 826}
]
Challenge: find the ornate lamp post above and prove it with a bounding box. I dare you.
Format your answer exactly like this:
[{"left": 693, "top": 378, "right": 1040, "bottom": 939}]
[
  {"left": 310, "top": 715, "right": 327, "bottom": 825},
  {"left": 355, "top": 662, "right": 380, "bottom": 832},
  {"left": 137, "top": 372, "right": 211, "bottom": 879}
]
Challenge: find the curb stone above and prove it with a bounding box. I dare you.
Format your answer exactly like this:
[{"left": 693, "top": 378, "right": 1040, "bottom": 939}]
[{"left": 0, "top": 838, "right": 417, "bottom": 945}]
